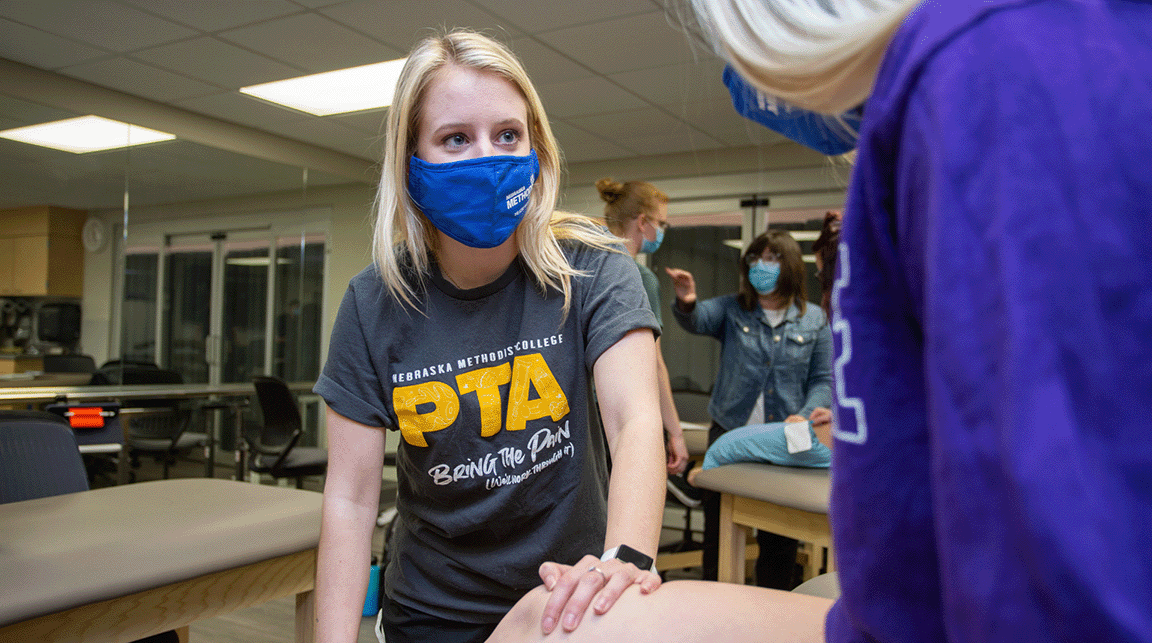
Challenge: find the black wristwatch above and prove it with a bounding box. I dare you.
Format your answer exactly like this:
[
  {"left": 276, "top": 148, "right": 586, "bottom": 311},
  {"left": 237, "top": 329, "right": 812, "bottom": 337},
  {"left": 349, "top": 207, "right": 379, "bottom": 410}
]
[{"left": 601, "top": 544, "right": 655, "bottom": 573}]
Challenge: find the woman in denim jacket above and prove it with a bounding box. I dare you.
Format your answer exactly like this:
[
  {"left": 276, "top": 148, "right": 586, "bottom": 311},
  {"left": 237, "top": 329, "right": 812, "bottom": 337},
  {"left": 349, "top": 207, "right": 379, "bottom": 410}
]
[{"left": 666, "top": 229, "right": 832, "bottom": 589}]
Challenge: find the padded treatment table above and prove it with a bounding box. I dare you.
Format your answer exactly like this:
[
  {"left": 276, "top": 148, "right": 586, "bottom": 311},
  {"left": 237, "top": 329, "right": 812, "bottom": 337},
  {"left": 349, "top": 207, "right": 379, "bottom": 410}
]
[
  {"left": 693, "top": 463, "right": 833, "bottom": 584},
  {"left": 0, "top": 478, "right": 322, "bottom": 642}
]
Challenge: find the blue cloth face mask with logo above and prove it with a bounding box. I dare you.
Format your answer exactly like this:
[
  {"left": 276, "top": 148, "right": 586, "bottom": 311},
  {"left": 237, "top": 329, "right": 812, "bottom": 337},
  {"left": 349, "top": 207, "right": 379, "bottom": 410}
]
[
  {"left": 640, "top": 224, "right": 664, "bottom": 255},
  {"left": 723, "top": 66, "right": 863, "bottom": 156},
  {"left": 748, "top": 259, "right": 781, "bottom": 294},
  {"left": 407, "top": 150, "right": 540, "bottom": 249}
]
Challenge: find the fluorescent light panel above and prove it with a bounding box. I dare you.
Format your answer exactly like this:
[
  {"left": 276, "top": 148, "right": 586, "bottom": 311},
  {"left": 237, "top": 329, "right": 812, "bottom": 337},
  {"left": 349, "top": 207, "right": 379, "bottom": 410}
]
[
  {"left": 0, "top": 115, "right": 175, "bottom": 154},
  {"left": 240, "top": 58, "right": 407, "bottom": 116}
]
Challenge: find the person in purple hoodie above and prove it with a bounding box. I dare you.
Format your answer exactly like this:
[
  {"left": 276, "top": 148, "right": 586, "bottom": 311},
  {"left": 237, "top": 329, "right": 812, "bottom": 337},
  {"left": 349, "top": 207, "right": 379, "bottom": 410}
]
[{"left": 485, "top": 1, "right": 1152, "bottom": 641}]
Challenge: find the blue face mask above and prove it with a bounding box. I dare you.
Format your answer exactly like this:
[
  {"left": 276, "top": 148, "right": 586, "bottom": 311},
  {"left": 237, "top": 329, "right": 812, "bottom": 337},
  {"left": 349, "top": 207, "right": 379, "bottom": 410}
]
[
  {"left": 723, "top": 66, "right": 863, "bottom": 156},
  {"left": 748, "top": 260, "right": 781, "bottom": 295},
  {"left": 407, "top": 150, "right": 539, "bottom": 249},
  {"left": 640, "top": 224, "right": 664, "bottom": 255}
]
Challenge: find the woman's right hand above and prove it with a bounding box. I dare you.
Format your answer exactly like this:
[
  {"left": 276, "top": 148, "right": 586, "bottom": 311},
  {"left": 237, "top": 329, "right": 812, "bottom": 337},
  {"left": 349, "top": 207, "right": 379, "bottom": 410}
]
[{"left": 664, "top": 267, "right": 696, "bottom": 306}]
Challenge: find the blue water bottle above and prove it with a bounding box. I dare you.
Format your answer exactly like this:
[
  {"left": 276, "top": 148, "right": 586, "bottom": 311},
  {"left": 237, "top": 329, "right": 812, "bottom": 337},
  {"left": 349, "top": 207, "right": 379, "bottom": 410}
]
[{"left": 363, "top": 556, "right": 381, "bottom": 617}]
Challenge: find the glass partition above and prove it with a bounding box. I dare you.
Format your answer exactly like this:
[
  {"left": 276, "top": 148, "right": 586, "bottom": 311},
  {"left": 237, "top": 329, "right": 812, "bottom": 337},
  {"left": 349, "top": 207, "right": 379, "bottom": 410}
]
[{"left": 273, "top": 233, "right": 325, "bottom": 383}]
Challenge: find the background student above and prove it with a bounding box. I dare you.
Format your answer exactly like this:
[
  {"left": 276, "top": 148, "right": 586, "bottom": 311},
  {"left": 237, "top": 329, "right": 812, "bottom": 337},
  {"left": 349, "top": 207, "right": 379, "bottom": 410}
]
[
  {"left": 666, "top": 229, "right": 832, "bottom": 589},
  {"left": 597, "top": 177, "right": 690, "bottom": 478}
]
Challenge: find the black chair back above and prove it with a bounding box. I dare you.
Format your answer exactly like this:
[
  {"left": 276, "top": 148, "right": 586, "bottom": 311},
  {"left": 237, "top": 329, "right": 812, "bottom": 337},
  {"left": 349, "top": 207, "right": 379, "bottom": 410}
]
[
  {"left": 0, "top": 411, "right": 89, "bottom": 504},
  {"left": 251, "top": 376, "right": 304, "bottom": 454}
]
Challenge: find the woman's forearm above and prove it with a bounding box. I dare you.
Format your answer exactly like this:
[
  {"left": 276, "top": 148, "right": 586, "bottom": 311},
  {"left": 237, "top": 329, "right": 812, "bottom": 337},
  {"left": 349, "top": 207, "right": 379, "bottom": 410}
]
[
  {"left": 316, "top": 495, "right": 379, "bottom": 643},
  {"left": 603, "top": 415, "right": 665, "bottom": 558}
]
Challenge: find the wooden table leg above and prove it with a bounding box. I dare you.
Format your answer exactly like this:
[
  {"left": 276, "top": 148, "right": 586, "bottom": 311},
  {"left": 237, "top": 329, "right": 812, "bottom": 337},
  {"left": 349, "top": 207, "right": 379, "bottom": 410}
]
[
  {"left": 717, "top": 493, "right": 748, "bottom": 584},
  {"left": 295, "top": 589, "right": 315, "bottom": 643}
]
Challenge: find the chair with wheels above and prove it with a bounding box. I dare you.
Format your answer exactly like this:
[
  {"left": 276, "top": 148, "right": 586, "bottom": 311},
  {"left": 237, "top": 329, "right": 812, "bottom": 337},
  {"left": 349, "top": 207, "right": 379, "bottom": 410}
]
[
  {"left": 249, "top": 376, "right": 328, "bottom": 488},
  {"left": 117, "top": 367, "right": 212, "bottom": 480}
]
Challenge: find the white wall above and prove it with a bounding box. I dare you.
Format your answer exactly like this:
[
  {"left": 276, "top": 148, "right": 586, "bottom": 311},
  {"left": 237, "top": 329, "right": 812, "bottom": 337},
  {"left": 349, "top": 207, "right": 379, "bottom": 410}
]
[{"left": 80, "top": 143, "right": 849, "bottom": 366}]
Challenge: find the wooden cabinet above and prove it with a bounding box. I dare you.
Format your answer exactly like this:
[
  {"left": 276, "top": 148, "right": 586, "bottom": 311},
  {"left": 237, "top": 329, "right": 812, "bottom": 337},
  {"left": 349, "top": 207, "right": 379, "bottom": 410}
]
[
  {"left": 0, "top": 206, "right": 86, "bottom": 297},
  {"left": 0, "top": 355, "right": 43, "bottom": 375}
]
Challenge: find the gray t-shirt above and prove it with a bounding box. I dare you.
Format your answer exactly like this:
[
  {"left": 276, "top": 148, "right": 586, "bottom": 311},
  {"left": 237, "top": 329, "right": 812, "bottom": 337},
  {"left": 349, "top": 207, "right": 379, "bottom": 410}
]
[
  {"left": 635, "top": 261, "right": 663, "bottom": 328},
  {"left": 314, "top": 242, "right": 658, "bottom": 623}
]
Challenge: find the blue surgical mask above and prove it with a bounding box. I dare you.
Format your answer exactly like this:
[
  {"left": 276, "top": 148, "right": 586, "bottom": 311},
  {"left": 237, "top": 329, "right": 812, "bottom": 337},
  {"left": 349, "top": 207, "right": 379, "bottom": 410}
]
[
  {"left": 407, "top": 150, "right": 539, "bottom": 249},
  {"left": 723, "top": 66, "right": 862, "bottom": 156},
  {"left": 748, "top": 260, "right": 780, "bottom": 295},
  {"left": 640, "top": 225, "right": 664, "bottom": 255}
]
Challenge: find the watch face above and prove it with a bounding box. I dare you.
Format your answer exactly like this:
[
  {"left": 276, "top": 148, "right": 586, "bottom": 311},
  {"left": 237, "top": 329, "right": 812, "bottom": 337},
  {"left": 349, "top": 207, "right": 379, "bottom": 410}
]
[{"left": 614, "top": 543, "right": 654, "bottom": 570}]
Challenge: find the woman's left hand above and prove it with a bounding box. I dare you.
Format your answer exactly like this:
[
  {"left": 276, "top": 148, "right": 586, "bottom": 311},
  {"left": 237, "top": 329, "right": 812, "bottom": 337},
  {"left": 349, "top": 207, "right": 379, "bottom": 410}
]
[
  {"left": 537, "top": 554, "right": 662, "bottom": 634},
  {"left": 784, "top": 414, "right": 808, "bottom": 424}
]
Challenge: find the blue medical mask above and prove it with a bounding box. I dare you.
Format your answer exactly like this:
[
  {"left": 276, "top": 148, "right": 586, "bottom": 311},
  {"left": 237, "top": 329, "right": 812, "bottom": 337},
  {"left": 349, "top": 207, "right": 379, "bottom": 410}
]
[
  {"left": 748, "top": 260, "right": 781, "bottom": 294},
  {"left": 640, "top": 224, "right": 664, "bottom": 255},
  {"left": 407, "top": 150, "right": 539, "bottom": 249},
  {"left": 723, "top": 66, "right": 862, "bottom": 156}
]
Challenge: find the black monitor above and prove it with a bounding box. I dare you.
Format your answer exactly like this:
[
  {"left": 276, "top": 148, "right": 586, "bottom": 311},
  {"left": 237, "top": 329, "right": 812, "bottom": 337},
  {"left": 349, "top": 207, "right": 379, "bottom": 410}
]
[{"left": 37, "top": 302, "right": 81, "bottom": 345}]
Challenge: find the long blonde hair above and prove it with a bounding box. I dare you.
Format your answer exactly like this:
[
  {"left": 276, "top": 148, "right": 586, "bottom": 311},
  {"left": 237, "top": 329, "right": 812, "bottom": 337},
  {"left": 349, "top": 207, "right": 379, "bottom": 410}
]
[
  {"left": 372, "top": 29, "right": 619, "bottom": 312},
  {"left": 684, "top": 0, "right": 920, "bottom": 114}
]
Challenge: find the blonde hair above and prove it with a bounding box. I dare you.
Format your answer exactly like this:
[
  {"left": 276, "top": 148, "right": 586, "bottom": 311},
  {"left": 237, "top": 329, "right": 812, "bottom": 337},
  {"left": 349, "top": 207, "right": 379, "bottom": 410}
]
[
  {"left": 596, "top": 178, "right": 669, "bottom": 235},
  {"left": 372, "top": 29, "right": 620, "bottom": 313},
  {"left": 685, "top": 0, "right": 920, "bottom": 114}
]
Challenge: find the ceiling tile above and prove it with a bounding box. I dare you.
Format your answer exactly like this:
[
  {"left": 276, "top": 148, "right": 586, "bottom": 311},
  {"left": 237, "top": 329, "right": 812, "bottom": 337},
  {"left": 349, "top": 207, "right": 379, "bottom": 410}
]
[
  {"left": 329, "top": 109, "right": 388, "bottom": 134},
  {"left": 564, "top": 105, "right": 702, "bottom": 142},
  {"left": 537, "top": 11, "right": 700, "bottom": 76},
  {"left": 219, "top": 13, "right": 401, "bottom": 73},
  {"left": 135, "top": 37, "right": 305, "bottom": 89},
  {"left": 0, "top": 18, "right": 108, "bottom": 70},
  {"left": 536, "top": 76, "right": 648, "bottom": 119},
  {"left": 674, "top": 98, "right": 787, "bottom": 147},
  {"left": 320, "top": 0, "right": 521, "bottom": 51},
  {"left": 0, "top": 94, "right": 80, "bottom": 126},
  {"left": 119, "top": 0, "right": 303, "bottom": 32},
  {"left": 175, "top": 92, "right": 313, "bottom": 130},
  {"left": 614, "top": 129, "right": 727, "bottom": 157},
  {"left": 0, "top": 0, "right": 197, "bottom": 53},
  {"left": 609, "top": 57, "right": 728, "bottom": 108},
  {"left": 61, "top": 57, "right": 221, "bottom": 103},
  {"left": 507, "top": 37, "right": 594, "bottom": 86},
  {"left": 469, "top": 0, "right": 658, "bottom": 33},
  {"left": 549, "top": 120, "right": 633, "bottom": 164},
  {"left": 280, "top": 118, "right": 382, "bottom": 158}
]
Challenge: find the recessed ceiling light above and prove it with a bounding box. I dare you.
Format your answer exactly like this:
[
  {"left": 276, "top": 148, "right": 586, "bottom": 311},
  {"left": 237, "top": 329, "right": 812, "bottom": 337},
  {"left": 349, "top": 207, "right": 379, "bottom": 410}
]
[
  {"left": 0, "top": 115, "right": 176, "bottom": 154},
  {"left": 239, "top": 58, "right": 407, "bottom": 116}
]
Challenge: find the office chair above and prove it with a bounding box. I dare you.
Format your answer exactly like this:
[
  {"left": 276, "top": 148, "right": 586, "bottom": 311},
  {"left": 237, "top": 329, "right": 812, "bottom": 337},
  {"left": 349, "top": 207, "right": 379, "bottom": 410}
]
[
  {"left": 117, "top": 367, "right": 212, "bottom": 480},
  {"left": 249, "top": 376, "right": 328, "bottom": 489},
  {"left": 42, "top": 353, "right": 97, "bottom": 374},
  {"left": 0, "top": 411, "right": 89, "bottom": 503}
]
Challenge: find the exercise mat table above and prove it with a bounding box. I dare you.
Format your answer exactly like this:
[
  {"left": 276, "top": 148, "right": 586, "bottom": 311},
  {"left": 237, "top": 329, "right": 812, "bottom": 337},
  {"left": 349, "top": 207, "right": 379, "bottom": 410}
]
[{"left": 0, "top": 478, "right": 322, "bottom": 642}]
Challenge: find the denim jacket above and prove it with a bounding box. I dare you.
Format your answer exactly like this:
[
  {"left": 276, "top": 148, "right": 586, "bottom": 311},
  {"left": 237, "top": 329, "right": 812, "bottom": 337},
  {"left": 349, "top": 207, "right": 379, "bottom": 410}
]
[{"left": 671, "top": 294, "right": 833, "bottom": 432}]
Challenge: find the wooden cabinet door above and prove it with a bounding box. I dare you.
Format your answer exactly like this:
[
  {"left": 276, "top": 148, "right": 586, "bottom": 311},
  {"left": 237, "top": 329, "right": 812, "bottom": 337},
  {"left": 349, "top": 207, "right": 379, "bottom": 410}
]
[
  {"left": 0, "top": 237, "right": 14, "bottom": 294},
  {"left": 10, "top": 235, "right": 50, "bottom": 296}
]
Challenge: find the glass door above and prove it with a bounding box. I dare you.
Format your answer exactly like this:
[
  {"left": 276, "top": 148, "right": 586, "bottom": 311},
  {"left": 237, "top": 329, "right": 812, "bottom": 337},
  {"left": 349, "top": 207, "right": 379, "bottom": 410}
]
[
  {"left": 163, "top": 238, "right": 215, "bottom": 384},
  {"left": 115, "top": 220, "right": 326, "bottom": 389}
]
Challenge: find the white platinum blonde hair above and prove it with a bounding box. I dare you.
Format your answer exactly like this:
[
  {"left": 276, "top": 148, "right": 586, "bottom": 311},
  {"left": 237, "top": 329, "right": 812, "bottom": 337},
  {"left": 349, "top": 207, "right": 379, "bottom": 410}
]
[
  {"left": 686, "top": 0, "right": 920, "bottom": 114},
  {"left": 372, "top": 29, "right": 620, "bottom": 313}
]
